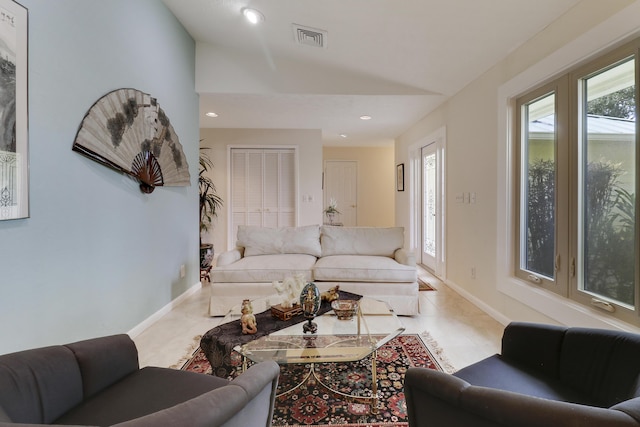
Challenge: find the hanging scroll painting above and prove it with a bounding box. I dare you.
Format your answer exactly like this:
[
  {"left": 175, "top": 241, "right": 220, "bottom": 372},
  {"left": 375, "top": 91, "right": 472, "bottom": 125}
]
[{"left": 0, "top": 0, "right": 28, "bottom": 220}]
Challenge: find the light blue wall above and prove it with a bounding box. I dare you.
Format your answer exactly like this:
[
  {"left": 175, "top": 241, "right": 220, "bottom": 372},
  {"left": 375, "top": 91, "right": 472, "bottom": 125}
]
[{"left": 0, "top": 0, "right": 199, "bottom": 354}]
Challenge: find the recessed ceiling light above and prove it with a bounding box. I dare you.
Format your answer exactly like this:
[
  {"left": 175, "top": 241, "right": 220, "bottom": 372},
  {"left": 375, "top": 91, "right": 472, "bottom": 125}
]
[
  {"left": 339, "top": 134, "right": 348, "bottom": 138},
  {"left": 205, "top": 112, "right": 218, "bottom": 118},
  {"left": 360, "top": 115, "right": 372, "bottom": 120},
  {"left": 242, "top": 8, "right": 265, "bottom": 24}
]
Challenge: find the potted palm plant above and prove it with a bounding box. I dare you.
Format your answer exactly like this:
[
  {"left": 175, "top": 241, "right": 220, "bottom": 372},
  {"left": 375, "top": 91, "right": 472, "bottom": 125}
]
[{"left": 199, "top": 147, "right": 223, "bottom": 269}]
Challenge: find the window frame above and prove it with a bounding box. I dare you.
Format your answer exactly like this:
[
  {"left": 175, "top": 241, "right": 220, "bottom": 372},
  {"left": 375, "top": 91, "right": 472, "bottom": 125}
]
[
  {"left": 513, "top": 38, "right": 639, "bottom": 325},
  {"left": 515, "top": 78, "right": 569, "bottom": 297},
  {"left": 567, "top": 43, "right": 640, "bottom": 324}
]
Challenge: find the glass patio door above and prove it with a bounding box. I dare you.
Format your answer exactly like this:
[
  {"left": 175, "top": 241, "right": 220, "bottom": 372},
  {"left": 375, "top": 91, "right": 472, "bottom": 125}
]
[{"left": 421, "top": 143, "right": 438, "bottom": 271}]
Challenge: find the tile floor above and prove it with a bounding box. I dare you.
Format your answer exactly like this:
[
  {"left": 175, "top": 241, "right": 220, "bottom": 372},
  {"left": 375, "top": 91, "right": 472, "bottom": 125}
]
[{"left": 133, "top": 268, "right": 505, "bottom": 371}]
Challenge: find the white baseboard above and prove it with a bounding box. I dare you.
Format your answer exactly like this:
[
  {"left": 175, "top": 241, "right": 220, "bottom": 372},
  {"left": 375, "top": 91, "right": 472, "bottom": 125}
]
[
  {"left": 443, "top": 279, "right": 512, "bottom": 326},
  {"left": 128, "top": 281, "right": 202, "bottom": 338}
]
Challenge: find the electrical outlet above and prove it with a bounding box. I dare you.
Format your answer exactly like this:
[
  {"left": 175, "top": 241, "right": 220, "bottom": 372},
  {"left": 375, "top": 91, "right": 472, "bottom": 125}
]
[{"left": 180, "top": 264, "right": 186, "bottom": 278}]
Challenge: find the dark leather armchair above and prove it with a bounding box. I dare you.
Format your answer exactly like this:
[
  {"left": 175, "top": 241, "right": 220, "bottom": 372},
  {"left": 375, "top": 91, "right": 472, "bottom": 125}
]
[
  {"left": 405, "top": 322, "right": 640, "bottom": 427},
  {"left": 0, "top": 334, "right": 280, "bottom": 426}
]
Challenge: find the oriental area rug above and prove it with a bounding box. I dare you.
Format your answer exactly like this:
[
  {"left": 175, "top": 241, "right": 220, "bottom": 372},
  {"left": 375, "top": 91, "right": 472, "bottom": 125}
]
[{"left": 181, "top": 333, "right": 454, "bottom": 427}]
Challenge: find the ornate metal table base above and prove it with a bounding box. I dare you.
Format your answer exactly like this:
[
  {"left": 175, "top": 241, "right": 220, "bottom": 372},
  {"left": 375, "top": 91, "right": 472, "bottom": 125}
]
[{"left": 242, "top": 350, "right": 380, "bottom": 414}]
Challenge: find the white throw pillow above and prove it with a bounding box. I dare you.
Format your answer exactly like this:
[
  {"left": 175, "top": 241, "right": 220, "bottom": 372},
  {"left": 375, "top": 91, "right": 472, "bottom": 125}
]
[{"left": 237, "top": 225, "right": 322, "bottom": 257}]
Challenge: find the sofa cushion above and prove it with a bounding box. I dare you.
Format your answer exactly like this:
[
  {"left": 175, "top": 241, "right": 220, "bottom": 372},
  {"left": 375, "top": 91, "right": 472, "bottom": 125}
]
[
  {"left": 454, "top": 355, "right": 598, "bottom": 406},
  {"left": 313, "top": 255, "right": 417, "bottom": 282},
  {"left": 237, "top": 225, "right": 322, "bottom": 257},
  {"left": 55, "top": 367, "right": 229, "bottom": 426},
  {"left": 212, "top": 254, "right": 316, "bottom": 283},
  {"left": 320, "top": 226, "right": 404, "bottom": 257},
  {"left": 0, "top": 346, "right": 83, "bottom": 424}
]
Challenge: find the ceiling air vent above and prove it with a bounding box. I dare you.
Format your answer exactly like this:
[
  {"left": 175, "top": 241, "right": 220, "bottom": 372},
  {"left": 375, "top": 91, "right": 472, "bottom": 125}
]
[{"left": 292, "top": 24, "right": 327, "bottom": 49}]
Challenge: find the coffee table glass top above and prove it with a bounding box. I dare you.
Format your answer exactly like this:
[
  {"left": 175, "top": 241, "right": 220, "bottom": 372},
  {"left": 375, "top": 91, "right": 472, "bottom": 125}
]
[{"left": 225, "top": 296, "right": 405, "bottom": 364}]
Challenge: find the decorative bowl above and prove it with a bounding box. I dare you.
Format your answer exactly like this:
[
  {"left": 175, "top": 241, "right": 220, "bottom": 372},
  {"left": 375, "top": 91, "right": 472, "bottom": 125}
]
[{"left": 331, "top": 299, "right": 359, "bottom": 320}]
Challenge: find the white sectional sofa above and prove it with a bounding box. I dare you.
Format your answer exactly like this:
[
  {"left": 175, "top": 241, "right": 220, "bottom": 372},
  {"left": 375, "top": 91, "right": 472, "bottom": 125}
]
[{"left": 209, "top": 225, "right": 419, "bottom": 316}]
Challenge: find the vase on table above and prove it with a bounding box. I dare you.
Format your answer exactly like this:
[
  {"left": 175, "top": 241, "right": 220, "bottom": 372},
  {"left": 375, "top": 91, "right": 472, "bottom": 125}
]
[
  {"left": 200, "top": 243, "right": 214, "bottom": 269},
  {"left": 326, "top": 212, "right": 336, "bottom": 225}
]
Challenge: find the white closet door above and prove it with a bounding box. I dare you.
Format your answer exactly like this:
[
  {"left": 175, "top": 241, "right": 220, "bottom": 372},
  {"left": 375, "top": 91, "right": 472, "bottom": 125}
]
[
  {"left": 263, "top": 152, "right": 279, "bottom": 227},
  {"left": 230, "top": 148, "right": 296, "bottom": 247},
  {"left": 279, "top": 150, "right": 296, "bottom": 226}
]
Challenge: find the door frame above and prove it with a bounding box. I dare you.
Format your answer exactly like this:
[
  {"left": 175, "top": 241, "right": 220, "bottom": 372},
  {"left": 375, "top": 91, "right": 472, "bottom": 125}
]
[{"left": 408, "top": 126, "right": 447, "bottom": 279}]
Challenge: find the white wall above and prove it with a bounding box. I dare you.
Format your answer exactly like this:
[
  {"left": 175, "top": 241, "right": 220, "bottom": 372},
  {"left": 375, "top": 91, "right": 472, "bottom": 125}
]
[
  {"left": 199, "top": 128, "right": 323, "bottom": 253},
  {"left": 0, "top": 0, "right": 199, "bottom": 354},
  {"left": 396, "top": 0, "right": 640, "bottom": 329}
]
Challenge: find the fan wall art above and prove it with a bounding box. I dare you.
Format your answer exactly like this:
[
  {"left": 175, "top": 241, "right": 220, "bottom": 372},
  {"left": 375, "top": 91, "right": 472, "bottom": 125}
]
[{"left": 73, "top": 88, "right": 190, "bottom": 193}]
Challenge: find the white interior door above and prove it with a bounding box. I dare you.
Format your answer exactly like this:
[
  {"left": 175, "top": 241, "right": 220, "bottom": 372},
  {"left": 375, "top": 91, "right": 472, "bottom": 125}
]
[{"left": 324, "top": 160, "right": 357, "bottom": 226}]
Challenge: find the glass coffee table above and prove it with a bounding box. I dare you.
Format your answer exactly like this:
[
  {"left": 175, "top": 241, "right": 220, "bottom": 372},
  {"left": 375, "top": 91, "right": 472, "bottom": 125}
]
[{"left": 223, "top": 296, "right": 405, "bottom": 413}]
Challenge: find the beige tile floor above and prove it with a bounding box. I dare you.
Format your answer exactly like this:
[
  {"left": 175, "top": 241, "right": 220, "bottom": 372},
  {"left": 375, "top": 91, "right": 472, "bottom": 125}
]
[{"left": 133, "top": 267, "right": 505, "bottom": 370}]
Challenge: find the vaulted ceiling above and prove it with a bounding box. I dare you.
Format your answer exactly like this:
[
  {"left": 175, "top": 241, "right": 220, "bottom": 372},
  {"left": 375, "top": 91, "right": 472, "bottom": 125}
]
[{"left": 163, "top": 0, "right": 581, "bottom": 146}]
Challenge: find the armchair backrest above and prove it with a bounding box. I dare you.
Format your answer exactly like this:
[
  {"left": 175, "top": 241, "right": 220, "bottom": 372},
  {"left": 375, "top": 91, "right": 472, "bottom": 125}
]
[
  {"left": 501, "top": 322, "right": 640, "bottom": 408},
  {"left": 0, "top": 334, "right": 138, "bottom": 424},
  {"left": 501, "top": 322, "right": 566, "bottom": 378},
  {"left": 65, "top": 334, "right": 139, "bottom": 399},
  {"left": 0, "top": 345, "right": 84, "bottom": 424},
  {"left": 559, "top": 328, "right": 640, "bottom": 407}
]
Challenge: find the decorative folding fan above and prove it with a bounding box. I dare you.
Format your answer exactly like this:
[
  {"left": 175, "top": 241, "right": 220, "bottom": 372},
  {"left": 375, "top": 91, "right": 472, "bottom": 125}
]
[{"left": 72, "top": 88, "right": 190, "bottom": 193}]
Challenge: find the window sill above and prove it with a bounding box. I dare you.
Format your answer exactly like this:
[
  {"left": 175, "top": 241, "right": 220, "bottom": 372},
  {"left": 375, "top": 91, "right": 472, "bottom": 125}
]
[{"left": 497, "top": 276, "right": 640, "bottom": 333}]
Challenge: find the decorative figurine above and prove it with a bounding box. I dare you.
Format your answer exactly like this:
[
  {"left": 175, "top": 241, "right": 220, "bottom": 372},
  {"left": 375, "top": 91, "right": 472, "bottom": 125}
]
[
  {"left": 300, "top": 282, "right": 320, "bottom": 334},
  {"left": 321, "top": 285, "right": 340, "bottom": 302},
  {"left": 273, "top": 274, "right": 306, "bottom": 308},
  {"left": 241, "top": 299, "right": 258, "bottom": 334}
]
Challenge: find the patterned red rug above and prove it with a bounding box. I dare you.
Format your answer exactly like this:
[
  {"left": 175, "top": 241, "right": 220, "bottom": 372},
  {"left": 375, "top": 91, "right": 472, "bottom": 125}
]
[{"left": 182, "top": 334, "right": 449, "bottom": 426}]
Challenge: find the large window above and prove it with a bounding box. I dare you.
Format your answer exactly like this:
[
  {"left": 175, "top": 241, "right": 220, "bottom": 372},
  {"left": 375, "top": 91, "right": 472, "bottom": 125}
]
[
  {"left": 516, "top": 79, "right": 569, "bottom": 296},
  {"left": 516, "top": 39, "right": 638, "bottom": 324}
]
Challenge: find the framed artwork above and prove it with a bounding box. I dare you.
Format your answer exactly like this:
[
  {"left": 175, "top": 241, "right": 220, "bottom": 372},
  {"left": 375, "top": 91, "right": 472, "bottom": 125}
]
[
  {"left": 396, "top": 163, "right": 404, "bottom": 192},
  {"left": 0, "top": 0, "right": 28, "bottom": 220}
]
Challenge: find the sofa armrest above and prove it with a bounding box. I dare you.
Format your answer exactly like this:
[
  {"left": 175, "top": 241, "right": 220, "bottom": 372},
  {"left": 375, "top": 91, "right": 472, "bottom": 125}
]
[
  {"left": 64, "top": 335, "right": 139, "bottom": 400},
  {"left": 405, "top": 367, "right": 639, "bottom": 427},
  {"left": 394, "top": 248, "right": 416, "bottom": 266},
  {"left": 611, "top": 397, "right": 640, "bottom": 424},
  {"left": 501, "top": 322, "right": 567, "bottom": 378},
  {"left": 109, "top": 385, "right": 248, "bottom": 427},
  {"left": 216, "top": 247, "right": 244, "bottom": 267},
  {"left": 110, "top": 361, "right": 280, "bottom": 427}
]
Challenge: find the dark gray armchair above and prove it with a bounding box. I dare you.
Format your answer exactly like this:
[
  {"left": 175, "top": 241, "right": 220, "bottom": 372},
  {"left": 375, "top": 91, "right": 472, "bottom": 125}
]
[
  {"left": 0, "top": 334, "right": 280, "bottom": 426},
  {"left": 405, "top": 322, "right": 640, "bottom": 427}
]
